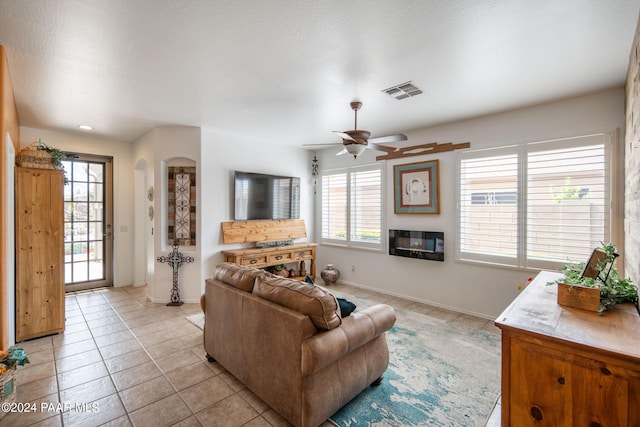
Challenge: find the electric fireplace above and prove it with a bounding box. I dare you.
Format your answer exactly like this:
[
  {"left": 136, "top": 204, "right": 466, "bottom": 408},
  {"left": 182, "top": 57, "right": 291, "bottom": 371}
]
[{"left": 388, "top": 229, "right": 444, "bottom": 262}]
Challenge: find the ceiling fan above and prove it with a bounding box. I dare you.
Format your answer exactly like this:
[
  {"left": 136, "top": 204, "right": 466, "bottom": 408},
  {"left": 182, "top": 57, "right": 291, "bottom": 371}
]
[{"left": 305, "top": 101, "right": 408, "bottom": 158}]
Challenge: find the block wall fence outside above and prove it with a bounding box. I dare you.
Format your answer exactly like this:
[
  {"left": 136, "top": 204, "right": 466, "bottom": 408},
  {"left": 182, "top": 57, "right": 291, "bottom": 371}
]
[{"left": 625, "top": 13, "right": 640, "bottom": 288}]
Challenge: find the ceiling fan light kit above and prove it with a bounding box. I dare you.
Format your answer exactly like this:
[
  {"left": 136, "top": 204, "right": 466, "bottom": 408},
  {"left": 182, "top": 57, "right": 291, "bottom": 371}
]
[
  {"left": 345, "top": 144, "right": 367, "bottom": 158},
  {"left": 303, "top": 100, "right": 408, "bottom": 159}
]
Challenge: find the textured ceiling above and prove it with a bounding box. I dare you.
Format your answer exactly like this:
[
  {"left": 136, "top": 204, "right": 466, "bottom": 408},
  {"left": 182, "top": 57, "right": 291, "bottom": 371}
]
[{"left": 1, "top": 0, "right": 639, "bottom": 148}]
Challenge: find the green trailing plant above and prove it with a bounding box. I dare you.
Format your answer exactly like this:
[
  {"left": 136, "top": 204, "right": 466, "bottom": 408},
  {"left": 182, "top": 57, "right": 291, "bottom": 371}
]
[
  {"left": 36, "top": 139, "right": 66, "bottom": 168},
  {"left": 36, "top": 139, "right": 69, "bottom": 184},
  {"left": 549, "top": 243, "right": 639, "bottom": 313}
]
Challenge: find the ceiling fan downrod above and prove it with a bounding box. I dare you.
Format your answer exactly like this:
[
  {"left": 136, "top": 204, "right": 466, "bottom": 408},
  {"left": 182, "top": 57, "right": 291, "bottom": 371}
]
[{"left": 350, "top": 101, "right": 362, "bottom": 130}]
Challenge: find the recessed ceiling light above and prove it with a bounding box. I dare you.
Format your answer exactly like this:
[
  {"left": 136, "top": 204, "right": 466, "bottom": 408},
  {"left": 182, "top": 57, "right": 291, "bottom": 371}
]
[{"left": 78, "top": 125, "right": 93, "bottom": 131}]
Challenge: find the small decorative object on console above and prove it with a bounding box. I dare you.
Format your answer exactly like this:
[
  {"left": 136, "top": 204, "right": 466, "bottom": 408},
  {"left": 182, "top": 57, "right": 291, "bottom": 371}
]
[
  {"left": 320, "top": 264, "right": 340, "bottom": 285},
  {"left": 256, "top": 239, "right": 294, "bottom": 248}
]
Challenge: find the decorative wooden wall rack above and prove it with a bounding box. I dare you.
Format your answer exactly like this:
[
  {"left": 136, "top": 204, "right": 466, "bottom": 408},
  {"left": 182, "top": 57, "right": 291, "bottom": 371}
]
[{"left": 376, "top": 141, "right": 471, "bottom": 161}]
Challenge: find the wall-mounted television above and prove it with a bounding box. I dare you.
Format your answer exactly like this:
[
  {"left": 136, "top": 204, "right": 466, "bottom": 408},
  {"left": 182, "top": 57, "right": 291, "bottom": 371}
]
[{"left": 234, "top": 171, "right": 301, "bottom": 221}]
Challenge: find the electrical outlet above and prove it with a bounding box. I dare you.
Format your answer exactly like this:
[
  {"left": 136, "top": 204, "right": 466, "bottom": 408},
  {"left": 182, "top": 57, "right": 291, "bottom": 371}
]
[{"left": 351, "top": 264, "right": 355, "bottom": 272}]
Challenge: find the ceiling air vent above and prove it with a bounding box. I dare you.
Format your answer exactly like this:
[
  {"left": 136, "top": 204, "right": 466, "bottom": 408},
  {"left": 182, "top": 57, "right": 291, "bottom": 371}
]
[{"left": 382, "top": 81, "right": 423, "bottom": 100}]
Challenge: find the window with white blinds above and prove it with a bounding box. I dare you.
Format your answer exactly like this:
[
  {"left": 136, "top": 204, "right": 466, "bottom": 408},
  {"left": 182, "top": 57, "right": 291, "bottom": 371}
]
[
  {"left": 321, "top": 172, "right": 347, "bottom": 242},
  {"left": 321, "top": 163, "right": 383, "bottom": 250},
  {"left": 457, "top": 133, "right": 611, "bottom": 269}
]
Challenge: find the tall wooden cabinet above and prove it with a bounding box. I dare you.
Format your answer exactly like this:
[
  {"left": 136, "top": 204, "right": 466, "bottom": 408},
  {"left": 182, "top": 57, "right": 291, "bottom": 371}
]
[
  {"left": 15, "top": 167, "right": 65, "bottom": 341},
  {"left": 496, "top": 271, "right": 640, "bottom": 426}
]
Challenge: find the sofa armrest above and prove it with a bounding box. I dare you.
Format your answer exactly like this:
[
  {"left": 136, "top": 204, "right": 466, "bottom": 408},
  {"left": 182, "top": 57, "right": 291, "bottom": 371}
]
[{"left": 301, "top": 304, "right": 396, "bottom": 376}]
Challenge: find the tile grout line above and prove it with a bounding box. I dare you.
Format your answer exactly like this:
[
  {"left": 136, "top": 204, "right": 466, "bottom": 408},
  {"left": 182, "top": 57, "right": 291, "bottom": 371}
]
[{"left": 90, "top": 288, "right": 203, "bottom": 426}]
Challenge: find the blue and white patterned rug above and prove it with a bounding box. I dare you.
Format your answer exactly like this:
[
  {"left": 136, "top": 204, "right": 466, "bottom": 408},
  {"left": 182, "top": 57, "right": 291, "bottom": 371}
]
[{"left": 329, "top": 301, "right": 501, "bottom": 427}]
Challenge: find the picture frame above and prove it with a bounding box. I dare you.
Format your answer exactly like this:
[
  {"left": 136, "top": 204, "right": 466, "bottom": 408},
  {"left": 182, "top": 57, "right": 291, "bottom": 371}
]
[
  {"left": 393, "top": 159, "right": 440, "bottom": 214},
  {"left": 581, "top": 247, "right": 617, "bottom": 282}
]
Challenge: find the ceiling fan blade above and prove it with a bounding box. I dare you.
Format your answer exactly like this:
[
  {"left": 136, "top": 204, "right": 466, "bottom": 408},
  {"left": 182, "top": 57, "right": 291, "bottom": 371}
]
[
  {"left": 302, "top": 143, "right": 343, "bottom": 147},
  {"left": 368, "top": 142, "right": 398, "bottom": 153},
  {"left": 336, "top": 148, "right": 348, "bottom": 156},
  {"left": 369, "top": 133, "right": 408, "bottom": 144},
  {"left": 333, "top": 131, "right": 356, "bottom": 142}
]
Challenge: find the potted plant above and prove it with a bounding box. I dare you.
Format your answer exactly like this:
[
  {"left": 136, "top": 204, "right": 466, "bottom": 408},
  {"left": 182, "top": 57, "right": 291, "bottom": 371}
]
[
  {"left": 36, "top": 139, "right": 66, "bottom": 169},
  {"left": 0, "top": 347, "right": 29, "bottom": 417},
  {"left": 549, "top": 243, "right": 639, "bottom": 313}
]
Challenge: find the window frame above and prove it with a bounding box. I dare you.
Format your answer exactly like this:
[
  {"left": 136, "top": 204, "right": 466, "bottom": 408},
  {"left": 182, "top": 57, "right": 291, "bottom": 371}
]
[
  {"left": 455, "top": 131, "right": 617, "bottom": 271},
  {"left": 319, "top": 162, "right": 385, "bottom": 252}
]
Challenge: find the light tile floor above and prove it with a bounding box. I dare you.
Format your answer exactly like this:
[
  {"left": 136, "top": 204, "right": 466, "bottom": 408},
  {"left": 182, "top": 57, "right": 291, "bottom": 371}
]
[{"left": 1, "top": 283, "right": 501, "bottom": 427}]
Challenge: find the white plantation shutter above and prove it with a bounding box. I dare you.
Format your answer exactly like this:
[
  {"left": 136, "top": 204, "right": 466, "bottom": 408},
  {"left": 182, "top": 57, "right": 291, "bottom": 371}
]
[
  {"left": 457, "top": 133, "right": 611, "bottom": 269},
  {"left": 321, "top": 172, "right": 347, "bottom": 242},
  {"left": 321, "top": 163, "right": 383, "bottom": 250},
  {"left": 526, "top": 137, "right": 606, "bottom": 266},
  {"left": 459, "top": 148, "right": 519, "bottom": 266},
  {"left": 350, "top": 166, "right": 382, "bottom": 247}
]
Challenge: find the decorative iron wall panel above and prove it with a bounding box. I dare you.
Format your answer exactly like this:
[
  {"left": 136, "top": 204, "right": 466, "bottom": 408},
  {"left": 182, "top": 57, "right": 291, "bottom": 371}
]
[{"left": 167, "top": 166, "right": 196, "bottom": 246}]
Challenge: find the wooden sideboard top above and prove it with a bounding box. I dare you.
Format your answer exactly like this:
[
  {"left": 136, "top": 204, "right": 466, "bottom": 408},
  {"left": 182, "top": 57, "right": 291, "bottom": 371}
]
[
  {"left": 221, "top": 242, "right": 316, "bottom": 256},
  {"left": 496, "top": 270, "right": 640, "bottom": 362}
]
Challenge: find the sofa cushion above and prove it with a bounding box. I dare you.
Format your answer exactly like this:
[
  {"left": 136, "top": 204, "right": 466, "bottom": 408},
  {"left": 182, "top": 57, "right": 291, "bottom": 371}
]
[
  {"left": 253, "top": 275, "right": 342, "bottom": 330},
  {"left": 213, "top": 262, "right": 268, "bottom": 292}
]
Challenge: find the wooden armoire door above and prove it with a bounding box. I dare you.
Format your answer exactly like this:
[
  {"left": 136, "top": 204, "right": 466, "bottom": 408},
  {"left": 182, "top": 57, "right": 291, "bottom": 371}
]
[{"left": 15, "top": 167, "right": 65, "bottom": 341}]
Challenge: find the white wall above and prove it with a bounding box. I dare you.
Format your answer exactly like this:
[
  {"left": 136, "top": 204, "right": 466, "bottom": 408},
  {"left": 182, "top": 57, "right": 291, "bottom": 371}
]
[
  {"left": 315, "top": 88, "right": 626, "bottom": 319},
  {"left": 199, "top": 128, "right": 315, "bottom": 289},
  {"left": 19, "top": 127, "right": 135, "bottom": 287},
  {"left": 132, "top": 126, "right": 201, "bottom": 303}
]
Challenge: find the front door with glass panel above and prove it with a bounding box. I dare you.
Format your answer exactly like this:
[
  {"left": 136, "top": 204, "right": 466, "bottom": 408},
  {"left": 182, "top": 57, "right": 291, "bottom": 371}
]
[{"left": 62, "top": 155, "right": 113, "bottom": 292}]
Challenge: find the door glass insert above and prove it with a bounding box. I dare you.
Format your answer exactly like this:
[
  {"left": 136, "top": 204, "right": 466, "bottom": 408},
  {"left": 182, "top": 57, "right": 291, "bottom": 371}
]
[{"left": 62, "top": 155, "right": 113, "bottom": 291}]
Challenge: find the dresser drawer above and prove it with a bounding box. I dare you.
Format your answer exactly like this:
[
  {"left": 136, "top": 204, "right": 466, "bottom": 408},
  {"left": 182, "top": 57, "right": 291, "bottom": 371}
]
[
  {"left": 292, "top": 249, "right": 314, "bottom": 260},
  {"left": 240, "top": 255, "right": 268, "bottom": 267},
  {"left": 268, "top": 253, "right": 293, "bottom": 264}
]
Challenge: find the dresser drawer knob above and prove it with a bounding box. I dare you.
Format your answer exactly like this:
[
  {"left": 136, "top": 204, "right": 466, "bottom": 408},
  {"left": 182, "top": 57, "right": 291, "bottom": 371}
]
[
  {"left": 530, "top": 405, "right": 543, "bottom": 421},
  {"left": 600, "top": 367, "right": 611, "bottom": 376},
  {"left": 250, "top": 259, "right": 258, "bottom": 264},
  {"left": 557, "top": 377, "right": 565, "bottom": 385},
  {"left": 275, "top": 255, "right": 282, "bottom": 260}
]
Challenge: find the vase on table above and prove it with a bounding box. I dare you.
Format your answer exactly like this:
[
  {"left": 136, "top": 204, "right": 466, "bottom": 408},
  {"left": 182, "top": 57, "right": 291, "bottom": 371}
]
[{"left": 320, "top": 264, "right": 340, "bottom": 285}]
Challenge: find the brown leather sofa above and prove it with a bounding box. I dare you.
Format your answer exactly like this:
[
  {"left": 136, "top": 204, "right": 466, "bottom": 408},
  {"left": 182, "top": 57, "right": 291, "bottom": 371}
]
[{"left": 200, "top": 262, "right": 396, "bottom": 427}]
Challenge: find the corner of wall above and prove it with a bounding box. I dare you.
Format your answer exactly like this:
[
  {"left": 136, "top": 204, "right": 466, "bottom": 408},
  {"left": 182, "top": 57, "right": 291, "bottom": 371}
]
[{"left": 624, "top": 13, "right": 640, "bottom": 286}]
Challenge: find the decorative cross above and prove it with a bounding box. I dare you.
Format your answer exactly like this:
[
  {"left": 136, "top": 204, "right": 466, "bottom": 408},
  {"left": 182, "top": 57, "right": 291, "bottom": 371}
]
[{"left": 157, "top": 242, "right": 194, "bottom": 306}]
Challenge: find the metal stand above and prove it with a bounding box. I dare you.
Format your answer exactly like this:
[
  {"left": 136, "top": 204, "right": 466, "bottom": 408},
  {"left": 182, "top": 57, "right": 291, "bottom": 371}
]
[{"left": 157, "top": 242, "right": 194, "bottom": 306}]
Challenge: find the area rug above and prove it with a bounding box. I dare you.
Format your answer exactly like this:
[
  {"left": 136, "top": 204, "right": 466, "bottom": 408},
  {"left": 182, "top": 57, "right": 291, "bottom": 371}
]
[
  {"left": 328, "top": 301, "right": 501, "bottom": 427},
  {"left": 187, "top": 298, "right": 501, "bottom": 427},
  {"left": 186, "top": 312, "right": 204, "bottom": 329}
]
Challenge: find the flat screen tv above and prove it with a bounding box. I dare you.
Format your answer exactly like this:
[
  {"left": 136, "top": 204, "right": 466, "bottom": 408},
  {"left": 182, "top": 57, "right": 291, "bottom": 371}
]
[{"left": 234, "top": 171, "right": 301, "bottom": 221}]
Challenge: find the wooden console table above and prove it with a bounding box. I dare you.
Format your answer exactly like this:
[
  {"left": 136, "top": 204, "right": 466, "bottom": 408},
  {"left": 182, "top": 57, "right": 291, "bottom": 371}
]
[
  {"left": 222, "top": 243, "right": 317, "bottom": 280},
  {"left": 495, "top": 271, "right": 640, "bottom": 426}
]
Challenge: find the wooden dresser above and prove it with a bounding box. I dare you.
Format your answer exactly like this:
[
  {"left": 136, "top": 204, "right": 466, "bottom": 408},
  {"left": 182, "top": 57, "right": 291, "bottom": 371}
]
[
  {"left": 222, "top": 243, "right": 316, "bottom": 280},
  {"left": 15, "top": 167, "right": 65, "bottom": 341},
  {"left": 495, "top": 271, "right": 640, "bottom": 426}
]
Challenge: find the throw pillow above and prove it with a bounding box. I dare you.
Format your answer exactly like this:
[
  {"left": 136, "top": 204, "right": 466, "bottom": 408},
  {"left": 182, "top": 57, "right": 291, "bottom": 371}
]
[
  {"left": 337, "top": 297, "right": 357, "bottom": 317},
  {"left": 253, "top": 275, "right": 342, "bottom": 330}
]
